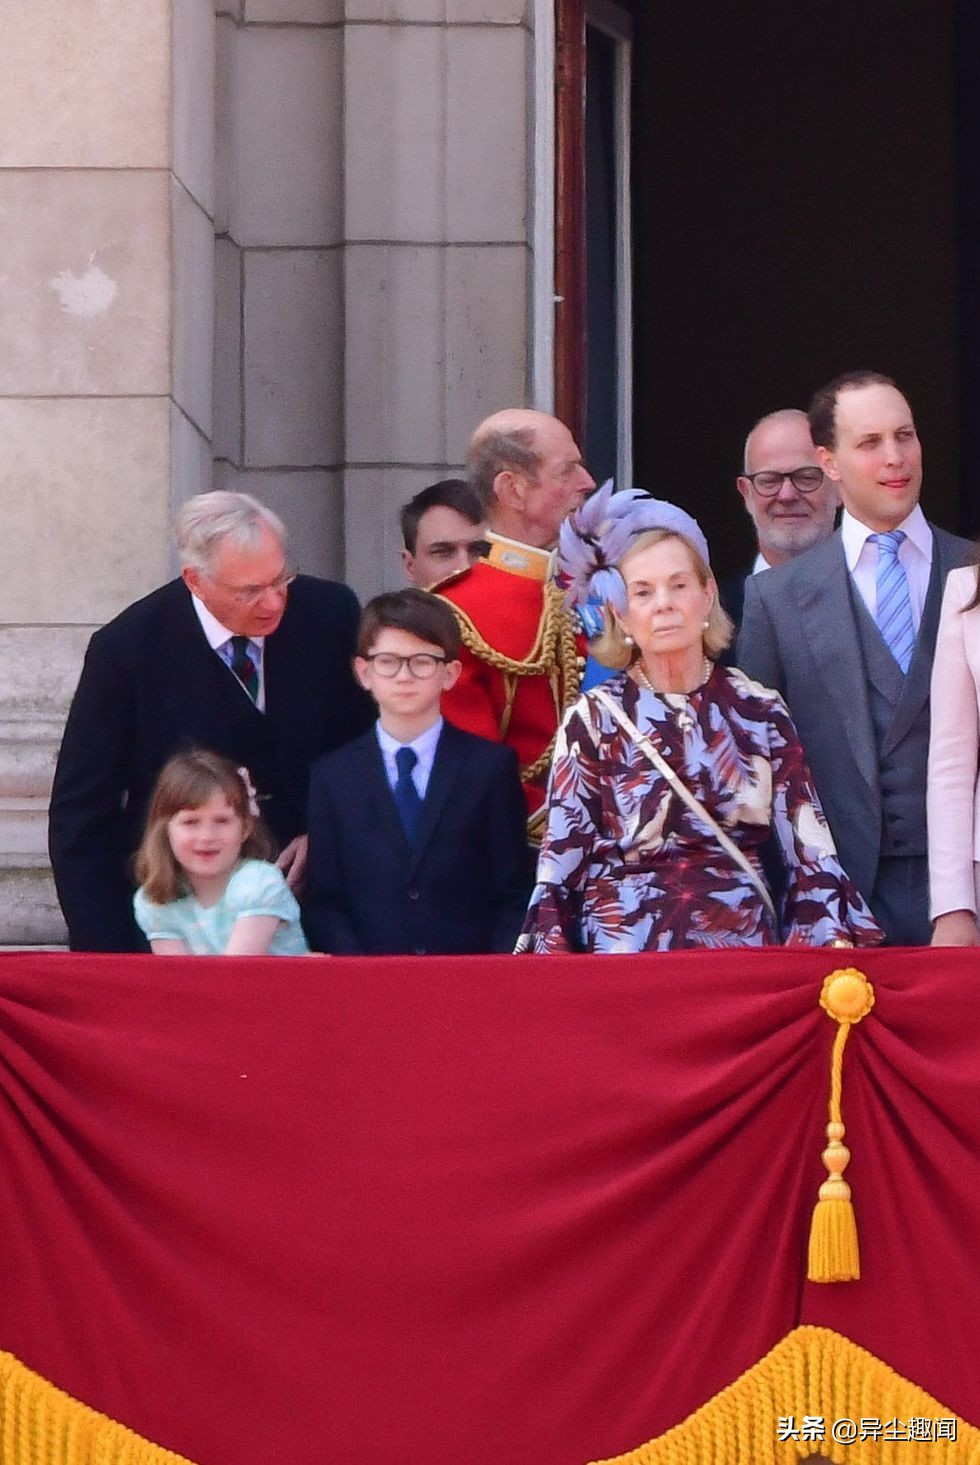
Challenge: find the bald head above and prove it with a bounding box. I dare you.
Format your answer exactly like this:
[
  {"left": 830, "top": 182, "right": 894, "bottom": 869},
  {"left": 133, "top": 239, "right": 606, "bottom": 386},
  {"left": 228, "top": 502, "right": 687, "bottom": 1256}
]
[
  {"left": 742, "top": 408, "right": 811, "bottom": 474},
  {"left": 736, "top": 408, "right": 839, "bottom": 567},
  {"left": 470, "top": 407, "right": 563, "bottom": 446},
  {"left": 467, "top": 408, "right": 595, "bottom": 549}
]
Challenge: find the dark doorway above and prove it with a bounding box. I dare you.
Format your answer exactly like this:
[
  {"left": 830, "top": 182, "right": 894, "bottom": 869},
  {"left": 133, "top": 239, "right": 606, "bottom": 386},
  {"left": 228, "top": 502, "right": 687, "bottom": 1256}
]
[
  {"left": 629, "top": 1, "right": 972, "bottom": 579},
  {"left": 585, "top": 22, "right": 622, "bottom": 486}
]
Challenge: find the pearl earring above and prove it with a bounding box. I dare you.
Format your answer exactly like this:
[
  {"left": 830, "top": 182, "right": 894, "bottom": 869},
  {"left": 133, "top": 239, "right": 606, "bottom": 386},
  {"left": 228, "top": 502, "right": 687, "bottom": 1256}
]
[
  {"left": 623, "top": 633, "right": 634, "bottom": 646},
  {"left": 702, "top": 620, "right": 710, "bottom": 631}
]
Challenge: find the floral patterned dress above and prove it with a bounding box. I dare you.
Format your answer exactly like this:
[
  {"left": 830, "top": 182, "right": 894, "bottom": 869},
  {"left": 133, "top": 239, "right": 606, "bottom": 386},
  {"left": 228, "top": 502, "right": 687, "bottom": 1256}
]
[{"left": 516, "top": 666, "right": 881, "bottom": 953}]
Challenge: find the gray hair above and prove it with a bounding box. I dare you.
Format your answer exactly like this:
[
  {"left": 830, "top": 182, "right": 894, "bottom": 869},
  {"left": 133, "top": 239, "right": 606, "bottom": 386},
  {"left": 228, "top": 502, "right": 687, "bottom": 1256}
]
[
  {"left": 174, "top": 491, "right": 287, "bottom": 572},
  {"left": 742, "top": 408, "right": 810, "bottom": 473},
  {"left": 467, "top": 427, "right": 542, "bottom": 512}
]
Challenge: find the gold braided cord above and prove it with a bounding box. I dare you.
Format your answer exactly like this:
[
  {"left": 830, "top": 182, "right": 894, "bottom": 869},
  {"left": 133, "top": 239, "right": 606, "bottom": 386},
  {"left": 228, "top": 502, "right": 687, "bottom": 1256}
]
[
  {"left": 440, "top": 582, "right": 583, "bottom": 786},
  {"left": 441, "top": 581, "right": 566, "bottom": 679},
  {"left": 807, "top": 968, "right": 875, "bottom": 1284},
  {"left": 0, "top": 1350, "right": 196, "bottom": 1464},
  {"left": 828, "top": 1021, "right": 849, "bottom": 1126},
  {"left": 589, "top": 1326, "right": 980, "bottom": 1465}
]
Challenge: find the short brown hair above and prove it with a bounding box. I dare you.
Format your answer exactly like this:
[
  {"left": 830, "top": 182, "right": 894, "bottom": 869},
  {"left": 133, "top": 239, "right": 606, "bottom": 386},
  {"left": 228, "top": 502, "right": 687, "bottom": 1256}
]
[
  {"left": 134, "top": 749, "right": 276, "bottom": 905},
  {"left": 399, "top": 479, "right": 483, "bottom": 553},
  {"left": 357, "top": 588, "right": 461, "bottom": 660},
  {"left": 808, "top": 370, "right": 901, "bottom": 450},
  {"left": 590, "top": 529, "right": 734, "bottom": 668}
]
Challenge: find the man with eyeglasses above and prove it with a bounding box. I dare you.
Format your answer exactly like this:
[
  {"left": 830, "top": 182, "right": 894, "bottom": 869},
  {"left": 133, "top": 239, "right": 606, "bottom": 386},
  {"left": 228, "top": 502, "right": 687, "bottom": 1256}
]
[
  {"left": 738, "top": 371, "right": 972, "bottom": 944},
  {"left": 719, "top": 408, "right": 839, "bottom": 633},
  {"left": 49, "top": 490, "right": 374, "bottom": 950}
]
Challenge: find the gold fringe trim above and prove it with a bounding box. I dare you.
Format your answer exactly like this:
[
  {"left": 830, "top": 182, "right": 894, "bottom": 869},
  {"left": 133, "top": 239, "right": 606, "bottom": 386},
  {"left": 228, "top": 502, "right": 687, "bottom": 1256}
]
[
  {"left": 808, "top": 968, "right": 875, "bottom": 1283},
  {"left": 0, "top": 1351, "right": 196, "bottom": 1465},
  {"left": 589, "top": 1326, "right": 980, "bottom": 1464}
]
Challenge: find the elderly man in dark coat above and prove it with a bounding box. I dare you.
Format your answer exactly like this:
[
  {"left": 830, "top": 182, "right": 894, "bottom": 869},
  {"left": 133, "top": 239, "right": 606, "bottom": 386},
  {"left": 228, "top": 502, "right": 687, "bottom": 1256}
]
[{"left": 49, "top": 490, "right": 373, "bottom": 950}]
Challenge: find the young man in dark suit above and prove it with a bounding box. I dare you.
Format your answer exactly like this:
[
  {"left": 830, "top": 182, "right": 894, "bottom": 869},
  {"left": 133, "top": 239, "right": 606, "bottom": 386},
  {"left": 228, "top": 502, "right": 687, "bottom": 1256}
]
[
  {"left": 48, "top": 491, "right": 374, "bottom": 951},
  {"left": 305, "top": 590, "right": 532, "bottom": 955}
]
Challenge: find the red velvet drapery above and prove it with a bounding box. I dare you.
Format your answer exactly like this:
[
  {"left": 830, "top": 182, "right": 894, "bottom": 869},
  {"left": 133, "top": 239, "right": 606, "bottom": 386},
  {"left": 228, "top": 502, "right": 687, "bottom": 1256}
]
[{"left": 0, "top": 949, "right": 975, "bottom": 1464}]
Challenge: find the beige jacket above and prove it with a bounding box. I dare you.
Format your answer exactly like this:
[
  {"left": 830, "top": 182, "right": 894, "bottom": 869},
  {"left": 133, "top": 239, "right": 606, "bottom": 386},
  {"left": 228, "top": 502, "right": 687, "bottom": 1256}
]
[{"left": 927, "top": 564, "right": 980, "bottom": 918}]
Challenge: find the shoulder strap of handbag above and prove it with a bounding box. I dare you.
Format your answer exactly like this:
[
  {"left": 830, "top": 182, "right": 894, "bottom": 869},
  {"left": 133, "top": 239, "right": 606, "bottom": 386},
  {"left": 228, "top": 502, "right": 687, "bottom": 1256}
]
[{"left": 591, "top": 686, "right": 778, "bottom": 923}]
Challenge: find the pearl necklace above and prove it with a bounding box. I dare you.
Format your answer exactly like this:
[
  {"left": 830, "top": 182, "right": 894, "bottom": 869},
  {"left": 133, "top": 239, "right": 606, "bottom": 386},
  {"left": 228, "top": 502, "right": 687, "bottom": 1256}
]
[{"left": 633, "top": 657, "right": 713, "bottom": 698}]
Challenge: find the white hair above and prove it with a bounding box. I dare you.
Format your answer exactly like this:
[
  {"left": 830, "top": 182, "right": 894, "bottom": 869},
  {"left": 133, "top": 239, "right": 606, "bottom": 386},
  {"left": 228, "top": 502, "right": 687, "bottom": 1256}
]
[
  {"left": 742, "top": 408, "right": 811, "bottom": 474},
  {"left": 174, "top": 492, "right": 287, "bottom": 572}
]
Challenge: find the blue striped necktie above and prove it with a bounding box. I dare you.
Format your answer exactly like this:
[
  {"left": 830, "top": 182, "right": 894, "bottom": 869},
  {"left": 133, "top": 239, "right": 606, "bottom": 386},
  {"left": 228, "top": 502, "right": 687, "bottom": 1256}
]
[{"left": 869, "top": 531, "right": 915, "bottom": 673}]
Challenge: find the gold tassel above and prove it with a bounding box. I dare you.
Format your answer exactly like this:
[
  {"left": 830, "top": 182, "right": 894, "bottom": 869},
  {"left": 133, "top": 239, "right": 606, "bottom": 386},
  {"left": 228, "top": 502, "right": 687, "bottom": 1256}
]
[{"left": 807, "top": 968, "right": 875, "bottom": 1284}]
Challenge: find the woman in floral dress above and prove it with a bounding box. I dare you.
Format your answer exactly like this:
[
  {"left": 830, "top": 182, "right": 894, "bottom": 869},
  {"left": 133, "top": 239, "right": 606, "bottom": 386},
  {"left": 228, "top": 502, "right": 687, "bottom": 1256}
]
[{"left": 517, "top": 488, "right": 881, "bottom": 953}]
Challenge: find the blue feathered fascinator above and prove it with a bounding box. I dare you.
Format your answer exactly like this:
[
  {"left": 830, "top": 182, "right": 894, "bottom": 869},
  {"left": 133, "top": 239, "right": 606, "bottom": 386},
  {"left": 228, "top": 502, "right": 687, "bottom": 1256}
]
[{"left": 558, "top": 481, "right": 711, "bottom": 615}]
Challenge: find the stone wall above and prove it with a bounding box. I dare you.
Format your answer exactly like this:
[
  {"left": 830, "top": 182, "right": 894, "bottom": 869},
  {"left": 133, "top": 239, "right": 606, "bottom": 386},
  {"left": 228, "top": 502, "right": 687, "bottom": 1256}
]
[
  {"left": 0, "top": 0, "right": 539, "bottom": 943},
  {"left": 214, "top": 0, "right": 533, "bottom": 598},
  {"left": 0, "top": 1, "right": 214, "bottom": 943}
]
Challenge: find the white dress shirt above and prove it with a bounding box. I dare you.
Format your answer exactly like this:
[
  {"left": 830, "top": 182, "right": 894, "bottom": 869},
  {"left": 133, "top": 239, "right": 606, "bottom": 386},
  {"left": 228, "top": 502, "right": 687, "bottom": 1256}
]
[
  {"left": 751, "top": 552, "right": 769, "bottom": 575},
  {"left": 376, "top": 717, "right": 443, "bottom": 799},
  {"left": 190, "top": 594, "right": 267, "bottom": 711},
  {"left": 840, "top": 503, "right": 933, "bottom": 631}
]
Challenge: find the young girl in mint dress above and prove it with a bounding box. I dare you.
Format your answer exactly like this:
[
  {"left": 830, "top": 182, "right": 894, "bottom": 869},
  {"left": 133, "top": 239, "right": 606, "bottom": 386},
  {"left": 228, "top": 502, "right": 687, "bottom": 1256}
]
[{"left": 133, "top": 749, "right": 309, "bottom": 955}]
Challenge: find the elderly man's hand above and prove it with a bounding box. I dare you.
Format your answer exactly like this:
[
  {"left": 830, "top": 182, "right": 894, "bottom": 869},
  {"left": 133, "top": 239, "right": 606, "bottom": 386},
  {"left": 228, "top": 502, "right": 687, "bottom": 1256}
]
[{"left": 276, "top": 834, "right": 308, "bottom": 894}]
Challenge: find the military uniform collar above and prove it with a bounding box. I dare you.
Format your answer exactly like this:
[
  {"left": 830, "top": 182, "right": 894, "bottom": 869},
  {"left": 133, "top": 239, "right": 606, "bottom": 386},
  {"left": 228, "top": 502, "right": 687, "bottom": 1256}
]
[{"left": 484, "top": 531, "right": 556, "bottom": 582}]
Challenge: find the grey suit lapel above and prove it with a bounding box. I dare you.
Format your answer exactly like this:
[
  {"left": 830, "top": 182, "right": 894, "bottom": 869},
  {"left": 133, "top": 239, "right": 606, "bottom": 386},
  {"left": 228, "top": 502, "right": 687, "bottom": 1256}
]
[{"left": 793, "top": 537, "right": 879, "bottom": 793}]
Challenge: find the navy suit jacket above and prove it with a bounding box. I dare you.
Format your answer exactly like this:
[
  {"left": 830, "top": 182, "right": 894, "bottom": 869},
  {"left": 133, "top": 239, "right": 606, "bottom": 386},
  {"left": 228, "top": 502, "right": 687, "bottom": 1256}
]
[
  {"left": 49, "top": 575, "right": 374, "bottom": 951},
  {"left": 305, "top": 721, "right": 533, "bottom": 955},
  {"left": 718, "top": 567, "right": 751, "bottom": 665}
]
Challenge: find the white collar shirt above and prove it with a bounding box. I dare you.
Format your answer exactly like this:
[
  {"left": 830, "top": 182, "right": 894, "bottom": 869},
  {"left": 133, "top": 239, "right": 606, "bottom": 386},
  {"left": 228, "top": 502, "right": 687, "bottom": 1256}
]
[
  {"left": 840, "top": 503, "right": 933, "bottom": 631},
  {"left": 375, "top": 717, "right": 443, "bottom": 800},
  {"left": 751, "top": 552, "right": 769, "bottom": 576},
  {"left": 190, "top": 593, "right": 267, "bottom": 711}
]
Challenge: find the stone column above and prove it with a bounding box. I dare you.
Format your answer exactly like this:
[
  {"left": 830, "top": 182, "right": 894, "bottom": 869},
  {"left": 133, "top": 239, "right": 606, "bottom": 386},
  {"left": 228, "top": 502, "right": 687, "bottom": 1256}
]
[
  {"left": 341, "top": 0, "right": 532, "bottom": 597},
  {"left": 213, "top": 0, "right": 538, "bottom": 596},
  {"left": 213, "top": 0, "right": 348, "bottom": 578},
  {"left": 0, "top": 0, "right": 215, "bottom": 944}
]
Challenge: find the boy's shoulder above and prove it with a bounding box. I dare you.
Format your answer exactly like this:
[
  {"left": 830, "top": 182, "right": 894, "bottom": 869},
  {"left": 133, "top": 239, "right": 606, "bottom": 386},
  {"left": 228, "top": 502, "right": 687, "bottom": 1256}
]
[
  {"left": 311, "top": 725, "right": 378, "bottom": 778},
  {"left": 438, "top": 720, "right": 521, "bottom": 777},
  {"left": 311, "top": 719, "right": 519, "bottom": 783}
]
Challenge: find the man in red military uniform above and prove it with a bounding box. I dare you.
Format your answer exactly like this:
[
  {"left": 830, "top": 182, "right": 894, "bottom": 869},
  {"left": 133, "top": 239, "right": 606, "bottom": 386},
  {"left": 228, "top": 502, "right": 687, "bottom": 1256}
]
[{"left": 436, "top": 409, "right": 595, "bottom": 838}]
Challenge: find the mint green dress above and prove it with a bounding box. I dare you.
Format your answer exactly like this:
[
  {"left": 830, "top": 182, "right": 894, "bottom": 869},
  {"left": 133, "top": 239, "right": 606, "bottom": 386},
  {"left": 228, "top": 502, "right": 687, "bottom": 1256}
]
[{"left": 133, "top": 859, "right": 309, "bottom": 955}]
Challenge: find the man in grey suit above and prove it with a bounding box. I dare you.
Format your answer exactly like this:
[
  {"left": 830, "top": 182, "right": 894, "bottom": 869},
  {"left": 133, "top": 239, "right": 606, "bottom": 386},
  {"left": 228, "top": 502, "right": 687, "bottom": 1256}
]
[{"left": 738, "top": 370, "right": 972, "bottom": 944}]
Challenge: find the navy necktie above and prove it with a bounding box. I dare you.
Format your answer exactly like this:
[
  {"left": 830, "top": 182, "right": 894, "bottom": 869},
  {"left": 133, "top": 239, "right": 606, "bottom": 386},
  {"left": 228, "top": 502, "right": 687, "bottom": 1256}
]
[
  {"left": 869, "top": 531, "right": 915, "bottom": 673},
  {"left": 229, "top": 636, "right": 259, "bottom": 701},
  {"left": 394, "top": 746, "right": 423, "bottom": 841}
]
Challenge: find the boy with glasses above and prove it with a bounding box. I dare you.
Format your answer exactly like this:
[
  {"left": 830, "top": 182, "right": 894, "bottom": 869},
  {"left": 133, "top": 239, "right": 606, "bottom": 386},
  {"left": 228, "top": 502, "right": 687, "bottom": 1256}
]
[{"left": 305, "top": 589, "right": 531, "bottom": 954}]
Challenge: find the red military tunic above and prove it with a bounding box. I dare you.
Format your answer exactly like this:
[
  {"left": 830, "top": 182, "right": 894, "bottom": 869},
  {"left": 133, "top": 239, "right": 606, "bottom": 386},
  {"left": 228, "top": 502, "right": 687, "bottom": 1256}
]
[{"left": 436, "top": 535, "right": 583, "bottom": 834}]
